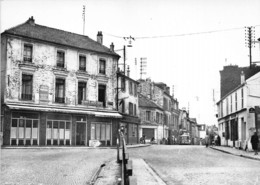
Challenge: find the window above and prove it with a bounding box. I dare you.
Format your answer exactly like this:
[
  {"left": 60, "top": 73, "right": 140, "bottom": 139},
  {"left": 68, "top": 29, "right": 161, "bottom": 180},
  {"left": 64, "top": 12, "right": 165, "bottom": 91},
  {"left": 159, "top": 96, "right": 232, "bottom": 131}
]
[
  {"left": 99, "top": 59, "right": 106, "bottom": 74},
  {"left": 55, "top": 79, "right": 65, "bottom": 103},
  {"left": 120, "top": 100, "right": 125, "bottom": 113},
  {"left": 235, "top": 92, "right": 237, "bottom": 111},
  {"left": 23, "top": 44, "right": 33, "bottom": 62},
  {"left": 79, "top": 55, "right": 86, "bottom": 71},
  {"left": 22, "top": 74, "right": 33, "bottom": 100},
  {"left": 134, "top": 84, "right": 137, "bottom": 96},
  {"left": 226, "top": 97, "right": 229, "bottom": 115},
  {"left": 129, "top": 102, "right": 133, "bottom": 115},
  {"left": 230, "top": 95, "right": 232, "bottom": 113},
  {"left": 129, "top": 81, "right": 133, "bottom": 95},
  {"left": 47, "top": 120, "right": 71, "bottom": 146},
  {"left": 121, "top": 77, "right": 125, "bottom": 91},
  {"left": 90, "top": 123, "right": 111, "bottom": 146},
  {"left": 78, "top": 82, "right": 86, "bottom": 104},
  {"left": 10, "top": 112, "right": 39, "bottom": 146},
  {"left": 146, "top": 111, "right": 151, "bottom": 121},
  {"left": 98, "top": 84, "right": 106, "bottom": 107},
  {"left": 163, "top": 97, "right": 168, "bottom": 110},
  {"left": 156, "top": 112, "right": 159, "bottom": 123},
  {"left": 134, "top": 104, "right": 136, "bottom": 116},
  {"left": 241, "top": 88, "right": 244, "bottom": 108},
  {"left": 57, "top": 51, "right": 65, "bottom": 68}
]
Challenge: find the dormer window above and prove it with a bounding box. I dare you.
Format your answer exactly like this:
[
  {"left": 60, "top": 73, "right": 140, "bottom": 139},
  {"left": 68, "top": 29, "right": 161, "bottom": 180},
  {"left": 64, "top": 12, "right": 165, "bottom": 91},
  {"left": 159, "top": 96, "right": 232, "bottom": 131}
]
[
  {"left": 99, "top": 59, "right": 106, "bottom": 74},
  {"left": 23, "top": 44, "right": 33, "bottom": 63},
  {"left": 79, "top": 55, "right": 86, "bottom": 71},
  {"left": 57, "top": 51, "right": 65, "bottom": 68}
]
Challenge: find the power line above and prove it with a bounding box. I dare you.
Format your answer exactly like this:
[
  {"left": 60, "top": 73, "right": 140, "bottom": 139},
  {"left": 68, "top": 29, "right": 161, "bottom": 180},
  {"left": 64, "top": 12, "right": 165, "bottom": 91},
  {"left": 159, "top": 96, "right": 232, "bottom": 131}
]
[{"left": 104, "top": 24, "right": 260, "bottom": 40}]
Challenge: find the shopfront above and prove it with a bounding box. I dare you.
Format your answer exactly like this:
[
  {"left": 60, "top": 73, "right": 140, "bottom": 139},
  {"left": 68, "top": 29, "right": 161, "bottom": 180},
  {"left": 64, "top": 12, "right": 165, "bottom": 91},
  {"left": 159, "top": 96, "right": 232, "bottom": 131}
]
[
  {"left": 46, "top": 113, "right": 71, "bottom": 146},
  {"left": 10, "top": 111, "right": 39, "bottom": 146}
]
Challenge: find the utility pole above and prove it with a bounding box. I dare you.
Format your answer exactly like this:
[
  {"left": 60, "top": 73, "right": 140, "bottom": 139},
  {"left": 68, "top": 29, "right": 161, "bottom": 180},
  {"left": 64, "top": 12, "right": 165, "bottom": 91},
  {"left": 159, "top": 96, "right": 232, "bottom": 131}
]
[
  {"left": 245, "top": 26, "right": 255, "bottom": 68},
  {"left": 123, "top": 45, "right": 126, "bottom": 75},
  {"left": 82, "top": 5, "right": 86, "bottom": 35}
]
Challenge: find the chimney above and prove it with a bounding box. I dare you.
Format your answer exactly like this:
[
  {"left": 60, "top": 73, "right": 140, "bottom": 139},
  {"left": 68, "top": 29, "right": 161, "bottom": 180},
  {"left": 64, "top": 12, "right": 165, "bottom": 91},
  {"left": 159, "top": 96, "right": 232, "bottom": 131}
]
[
  {"left": 241, "top": 71, "right": 245, "bottom": 84},
  {"left": 127, "top": 65, "right": 130, "bottom": 77},
  {"left": 110, "top": 42, "right": 114, "bottom": 52},
  {"left": 27, "top": 16, "right": 35, "bottom": 26},
  {"left": 97, "top": 31, "right": 103, "bottom": 44}
]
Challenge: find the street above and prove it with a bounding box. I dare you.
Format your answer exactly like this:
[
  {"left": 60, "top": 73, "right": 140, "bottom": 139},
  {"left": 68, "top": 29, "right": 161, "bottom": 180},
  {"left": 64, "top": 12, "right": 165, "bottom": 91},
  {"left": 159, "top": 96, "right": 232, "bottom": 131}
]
[
  {"left": 1, "top": 145, "right": 260, "bottom": 185},
  {"left": 0, "top": 148, "right": 116, "bottom": 185},
  {"left": 128, "top": 145, "right": 260, "bottom": 185}
]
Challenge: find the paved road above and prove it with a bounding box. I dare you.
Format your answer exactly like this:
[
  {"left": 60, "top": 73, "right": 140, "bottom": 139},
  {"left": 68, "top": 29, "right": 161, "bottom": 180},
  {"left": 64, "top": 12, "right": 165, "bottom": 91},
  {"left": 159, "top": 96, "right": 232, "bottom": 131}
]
[
  {"left": 1, "top": 148, "right": 116, "bottom": 185},
  {"left": 128, "top": 145, "right": 260, "bottom": 185}
]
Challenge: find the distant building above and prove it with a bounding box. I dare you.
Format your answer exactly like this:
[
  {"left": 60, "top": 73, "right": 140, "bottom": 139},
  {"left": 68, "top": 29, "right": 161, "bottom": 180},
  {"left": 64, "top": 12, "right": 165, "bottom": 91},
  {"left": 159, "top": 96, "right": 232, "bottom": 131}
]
[
  {"left": 1, "top": 17, "right": 122, "bottom": 146},
  {"left": 138, "top": 94, "right": 164, "bottom": 143}
]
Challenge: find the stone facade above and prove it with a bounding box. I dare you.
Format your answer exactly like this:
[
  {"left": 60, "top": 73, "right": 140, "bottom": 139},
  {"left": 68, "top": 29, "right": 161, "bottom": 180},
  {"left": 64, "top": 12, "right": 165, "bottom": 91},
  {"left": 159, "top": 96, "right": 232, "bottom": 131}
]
[{"left": 1, "top": 17, "right": 121, "bottom": 146}]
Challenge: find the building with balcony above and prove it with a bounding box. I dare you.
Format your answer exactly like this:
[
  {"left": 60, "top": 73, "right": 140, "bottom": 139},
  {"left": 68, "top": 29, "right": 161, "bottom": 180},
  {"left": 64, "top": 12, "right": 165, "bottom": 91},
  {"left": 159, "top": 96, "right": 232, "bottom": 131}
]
[{"left": 1, "top": 17, "right": 122, "bottom": 146}]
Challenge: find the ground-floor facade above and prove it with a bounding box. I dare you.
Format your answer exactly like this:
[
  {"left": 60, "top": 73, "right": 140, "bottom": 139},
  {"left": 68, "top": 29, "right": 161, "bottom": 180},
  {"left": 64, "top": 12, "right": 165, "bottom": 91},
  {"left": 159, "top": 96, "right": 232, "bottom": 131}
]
[
  {"left": 138, "top": 124, "right": 169, "bottom": 144},
  {"left": 119, "top": 114, "right": 140, "bottom": 145},
  {"left": 217, "top": 108, "right": 256, "bottom": 149},
  {"left": 2, "top": 104, "right": 124, "bottom": 147}
]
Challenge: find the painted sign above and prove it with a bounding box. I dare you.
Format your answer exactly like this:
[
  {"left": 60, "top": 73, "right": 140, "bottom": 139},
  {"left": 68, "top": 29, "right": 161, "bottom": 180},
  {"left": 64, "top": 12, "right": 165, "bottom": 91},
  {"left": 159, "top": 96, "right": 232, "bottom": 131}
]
[{"left": 39, "top": 85, "right": 49, "bottom": 101}]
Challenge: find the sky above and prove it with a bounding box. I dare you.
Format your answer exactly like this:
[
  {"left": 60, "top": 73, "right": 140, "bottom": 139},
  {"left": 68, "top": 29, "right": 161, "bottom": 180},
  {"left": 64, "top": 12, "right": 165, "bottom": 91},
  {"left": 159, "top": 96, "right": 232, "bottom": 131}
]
[{"left": 1, "top": 0, "right": 260, "bottom": 125}]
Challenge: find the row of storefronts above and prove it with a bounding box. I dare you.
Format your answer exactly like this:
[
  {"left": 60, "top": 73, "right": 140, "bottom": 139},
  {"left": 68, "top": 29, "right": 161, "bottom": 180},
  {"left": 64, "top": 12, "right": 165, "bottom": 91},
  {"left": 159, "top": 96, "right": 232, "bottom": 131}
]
[{"left": 2, "top": 104, "right": 139, "bottom": 147}]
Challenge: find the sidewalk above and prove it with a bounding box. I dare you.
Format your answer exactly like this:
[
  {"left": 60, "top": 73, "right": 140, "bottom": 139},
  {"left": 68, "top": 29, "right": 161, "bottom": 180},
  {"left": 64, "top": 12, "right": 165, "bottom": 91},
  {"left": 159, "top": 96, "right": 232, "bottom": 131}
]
[
  {"left": 94, "top": 158, "right": 166, "bottom": 185},
  {"left": 210, "top": 146, "right": 260, "bottom": 161}
]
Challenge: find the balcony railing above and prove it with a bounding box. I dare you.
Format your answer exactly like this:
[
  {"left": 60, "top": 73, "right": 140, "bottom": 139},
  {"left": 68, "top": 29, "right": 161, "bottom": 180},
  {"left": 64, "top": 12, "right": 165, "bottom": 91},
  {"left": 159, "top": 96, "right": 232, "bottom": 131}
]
[
  {"left": 21, "top": 94, "right": 32, "bottom": 100},
  {"left": 23, "top": 57, "right": 32, "bottom": 63},
  {"left": 55, "top": 97, "right": 65, "bottom": 103}
]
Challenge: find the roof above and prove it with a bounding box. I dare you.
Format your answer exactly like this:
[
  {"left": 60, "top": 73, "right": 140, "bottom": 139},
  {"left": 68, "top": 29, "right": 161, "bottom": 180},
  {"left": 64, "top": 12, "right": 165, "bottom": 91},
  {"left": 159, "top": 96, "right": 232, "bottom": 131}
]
[
  {"left": 138, "top": 94, "right": 163, "bottom": 110},
  {"left": 2, "top": 17, "right": 120, "bottom": 58}
]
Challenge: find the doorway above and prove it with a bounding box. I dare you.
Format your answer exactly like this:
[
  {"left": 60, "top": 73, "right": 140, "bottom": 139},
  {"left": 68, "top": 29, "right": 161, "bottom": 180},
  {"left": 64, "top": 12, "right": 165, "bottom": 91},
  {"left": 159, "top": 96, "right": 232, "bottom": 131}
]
[{"left": 76, "top": 122, "right": 86, "bottom": 145}]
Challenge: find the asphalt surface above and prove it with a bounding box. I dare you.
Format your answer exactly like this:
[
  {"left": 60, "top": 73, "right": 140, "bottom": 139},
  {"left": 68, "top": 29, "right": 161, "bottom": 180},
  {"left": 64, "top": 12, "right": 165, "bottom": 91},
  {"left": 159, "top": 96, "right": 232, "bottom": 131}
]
[
  {"left": 128, "top": 145, "right": 260, "bottom": 185},
  {"left": 0, "top": 148, "right": 116, "bottom": 185},
  {"left": 1, "top": 145, "right": 260, "bottom": 185}
]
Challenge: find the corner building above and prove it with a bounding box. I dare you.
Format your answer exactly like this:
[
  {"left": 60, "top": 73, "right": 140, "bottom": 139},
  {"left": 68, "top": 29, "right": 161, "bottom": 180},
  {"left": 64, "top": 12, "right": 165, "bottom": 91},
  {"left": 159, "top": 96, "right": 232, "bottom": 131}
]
[{"left": 1, "top": 17, "right": 121, "bottom": 146}]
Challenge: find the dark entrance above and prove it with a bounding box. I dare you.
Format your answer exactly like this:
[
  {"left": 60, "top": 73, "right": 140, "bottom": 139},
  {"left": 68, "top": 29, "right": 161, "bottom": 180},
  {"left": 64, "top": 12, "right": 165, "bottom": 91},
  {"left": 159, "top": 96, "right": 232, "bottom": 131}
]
[{"left": 76, "top": 122, "right": 86, "bottom": 145}]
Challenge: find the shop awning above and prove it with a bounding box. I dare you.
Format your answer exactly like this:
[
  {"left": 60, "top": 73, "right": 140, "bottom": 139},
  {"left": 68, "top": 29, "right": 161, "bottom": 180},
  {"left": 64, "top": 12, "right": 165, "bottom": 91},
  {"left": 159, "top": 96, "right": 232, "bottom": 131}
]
[
  {"left": 94, "top": 112, "right": 122, "bottom": 118},
  {"left": 6, "top": 103, "right": 122, "bottom": 118}
]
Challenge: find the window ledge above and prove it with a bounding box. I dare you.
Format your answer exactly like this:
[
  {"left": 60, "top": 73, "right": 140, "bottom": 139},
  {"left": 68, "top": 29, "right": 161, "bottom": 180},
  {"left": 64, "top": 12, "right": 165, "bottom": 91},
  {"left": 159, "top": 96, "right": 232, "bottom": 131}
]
[
  {"left": 19, "top": 63, "right": 37, "bottom": 72},
  {"left": 53, "top": 68, "right": 69, "bottom": 77}
]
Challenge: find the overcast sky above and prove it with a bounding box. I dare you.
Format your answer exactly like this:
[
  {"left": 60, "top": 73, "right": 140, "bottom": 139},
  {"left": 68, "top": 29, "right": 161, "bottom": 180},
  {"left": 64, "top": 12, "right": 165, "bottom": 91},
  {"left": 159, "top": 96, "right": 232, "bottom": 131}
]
[{"left": 1, "top": 0, "right": 260, "bottom": 125}]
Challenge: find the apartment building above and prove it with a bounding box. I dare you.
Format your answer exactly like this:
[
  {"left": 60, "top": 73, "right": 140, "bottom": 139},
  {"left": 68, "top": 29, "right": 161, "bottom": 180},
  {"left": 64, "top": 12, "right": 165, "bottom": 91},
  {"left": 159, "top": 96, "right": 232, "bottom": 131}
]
[{"left": 1, "top": 17, "right": 121, "bottom": 146}]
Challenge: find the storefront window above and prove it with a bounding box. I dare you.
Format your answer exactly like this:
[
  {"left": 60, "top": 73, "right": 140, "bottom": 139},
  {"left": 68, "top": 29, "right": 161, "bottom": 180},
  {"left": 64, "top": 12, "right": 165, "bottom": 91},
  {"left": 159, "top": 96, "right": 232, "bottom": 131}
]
[
  {"left": 90, "top": 122, "right": 111, "bottom": 146},
  {"left": 10, "top": 112, "right": 39, "bottom": 146},
  {"left": 46, "top": 114, "right": 71, "bottom": 146}
]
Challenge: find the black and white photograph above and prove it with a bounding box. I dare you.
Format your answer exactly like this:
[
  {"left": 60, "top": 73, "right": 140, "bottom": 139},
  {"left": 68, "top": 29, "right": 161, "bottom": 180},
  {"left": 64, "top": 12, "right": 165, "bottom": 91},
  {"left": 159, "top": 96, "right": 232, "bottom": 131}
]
[{"left": 1, "top": 0, "right": 260, "bottom": 184}]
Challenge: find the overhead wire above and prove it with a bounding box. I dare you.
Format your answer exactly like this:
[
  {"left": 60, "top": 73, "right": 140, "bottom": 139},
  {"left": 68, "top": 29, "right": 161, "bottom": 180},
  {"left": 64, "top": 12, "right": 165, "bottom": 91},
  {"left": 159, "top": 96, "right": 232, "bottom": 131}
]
[{"left": 103, "top": 24, "right": 260, "bottom": 40}]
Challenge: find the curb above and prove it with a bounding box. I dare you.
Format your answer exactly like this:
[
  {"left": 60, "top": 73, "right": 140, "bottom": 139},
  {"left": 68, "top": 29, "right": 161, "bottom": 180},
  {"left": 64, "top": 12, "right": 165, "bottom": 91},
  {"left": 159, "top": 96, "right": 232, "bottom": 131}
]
[
  {"left": 210, "top": 147, "right": 260, "bottom": 161},
  {"left": 126, "top": 144, "right": 151, "bottom": 149},
  {"left": 1, "top": 144, "right": 151, "bottom": 150},
  {"left": 87, "top": 163, "right": 106, "bottom": 185}
]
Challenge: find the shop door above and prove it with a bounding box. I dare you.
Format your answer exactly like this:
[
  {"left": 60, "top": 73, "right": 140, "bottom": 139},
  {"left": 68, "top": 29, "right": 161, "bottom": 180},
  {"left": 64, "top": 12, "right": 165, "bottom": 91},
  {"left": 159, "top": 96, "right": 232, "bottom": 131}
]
[{"left": 76, "top": 122, "right": 86, "bottom": 145}]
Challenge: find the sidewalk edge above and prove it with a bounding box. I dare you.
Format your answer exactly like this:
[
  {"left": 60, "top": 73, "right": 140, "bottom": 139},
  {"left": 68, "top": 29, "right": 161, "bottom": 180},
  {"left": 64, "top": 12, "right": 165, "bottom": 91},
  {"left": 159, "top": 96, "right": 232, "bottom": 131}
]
[{"left": 210, "top": 147, "right": 260, "bottom": 161}]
